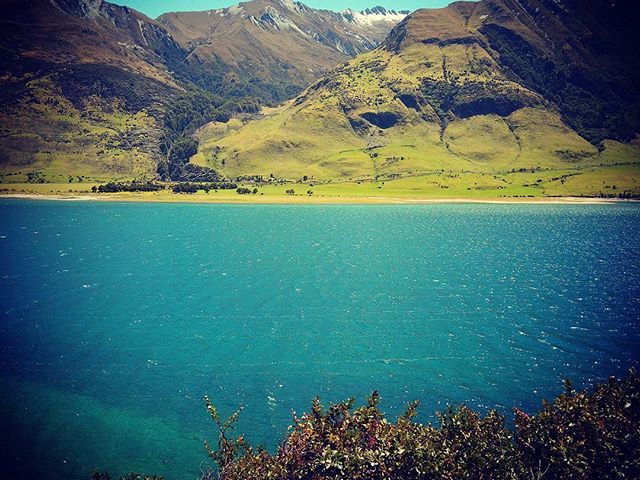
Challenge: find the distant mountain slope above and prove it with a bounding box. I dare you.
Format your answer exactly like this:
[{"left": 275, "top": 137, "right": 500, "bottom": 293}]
[
  {"left": 383, "top": 0, "right": 640, "bottom": 143},
  {"left": 0, "top": 0, "right": 182, "bottom": 86},
  {"left": 0, "top": 0, "right": 404, "bottom": 183},
  {"left": 157, "top": 1, "right": 406, "bottom": 101},
  {"left": 194, "top": 0, "right": 640, "bottom": 182},
  {"left": 0, "top": 0, "right": 189, "bottom": 182}
]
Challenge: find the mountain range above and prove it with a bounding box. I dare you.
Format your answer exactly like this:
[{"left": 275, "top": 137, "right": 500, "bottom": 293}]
[
  {"left": 192, "top": 0, "right": 640, "bottom": 189},
  {"left": 0, "top": 0, "right": 639, "bottom": 195},
  {"left": 157, "top": 2, "right": 408, "bottom": 96},
  {"left": 0, "top": 0, "right": 406, "bottom": 183}
]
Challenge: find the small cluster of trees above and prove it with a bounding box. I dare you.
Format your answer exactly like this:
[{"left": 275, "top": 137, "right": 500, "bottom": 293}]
[
  {"left": 166, "top": 137, "right": 199, "bottom": 180},
  {"left": 285, "top": 189, "right": 314, "bottom": 195},
  {"left": 597, "top": 190, "right": 640, "bottom": 199},
  {"left": 172, "top": 183, "right": 238, "bottom": 194},
  {"left": 172, "top": 164, "right": 223, "bottom": 183},
  {"left": 93, "top": 182, "right": 164, "bottom": 193},
  {"left": 236, "top": 187, "right": 258, "bottom": 195},
  {"left": 93, "top": 181, "right": 266, "bottom": 195},
  {"left": 26, "top": 172, "right": 46, "bottom": 184},
  {"left": 172, "top": 183, "right": 200, "bottom": 194},
  {"left": 235, "top": 175, "right": 266, "bottom": 183}
]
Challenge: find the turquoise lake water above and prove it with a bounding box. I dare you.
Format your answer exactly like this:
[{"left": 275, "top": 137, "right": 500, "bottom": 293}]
[{"left": 1, "top": 200, "right": 639, "bottom": 479}]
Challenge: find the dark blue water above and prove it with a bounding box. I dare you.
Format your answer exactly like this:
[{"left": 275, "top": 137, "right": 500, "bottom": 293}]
[{"left": 1, "top": 200, "right": 639, "bottom": 479}]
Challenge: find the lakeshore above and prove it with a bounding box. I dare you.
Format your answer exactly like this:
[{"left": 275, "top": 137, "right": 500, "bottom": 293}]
[{"left": 0, "top": 191, "right": 631, "bottom": 205}]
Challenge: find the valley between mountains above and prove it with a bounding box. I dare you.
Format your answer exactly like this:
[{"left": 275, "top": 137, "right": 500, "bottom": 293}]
[{"left": 1, "top": 0, "right": 639, "bottom": 201}]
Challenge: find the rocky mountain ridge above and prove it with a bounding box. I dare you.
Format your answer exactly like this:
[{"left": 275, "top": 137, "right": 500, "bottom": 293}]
[{"left": 157, "top": 0, "right": 406, "bottom": 94}]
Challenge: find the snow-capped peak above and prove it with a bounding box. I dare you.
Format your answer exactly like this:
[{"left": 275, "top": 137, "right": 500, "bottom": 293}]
[{"left": 341, "top": 6, "right": 408, "bottom": 26}]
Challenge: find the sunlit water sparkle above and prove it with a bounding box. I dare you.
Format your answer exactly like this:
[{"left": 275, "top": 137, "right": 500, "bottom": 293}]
[{"left": 0, "top": 200, "right": 639, "bottom": 479}]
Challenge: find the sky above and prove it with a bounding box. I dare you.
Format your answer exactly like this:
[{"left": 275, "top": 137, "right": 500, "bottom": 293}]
[{"left": 113, "top": 0, "right": 455, "bottom": 19}]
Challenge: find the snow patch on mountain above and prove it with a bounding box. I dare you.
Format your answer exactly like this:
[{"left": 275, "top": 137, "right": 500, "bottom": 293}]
[{"left": 278, "top": 0, "right": 297, "bottom": 11}]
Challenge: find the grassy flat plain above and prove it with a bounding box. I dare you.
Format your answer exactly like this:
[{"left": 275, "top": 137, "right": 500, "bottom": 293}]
[
  {"left": 189, "top": 40, "right": 640, "bottom": 181},
  {"left": 2, "top": 161, "right": 638, "bottom": 203}
]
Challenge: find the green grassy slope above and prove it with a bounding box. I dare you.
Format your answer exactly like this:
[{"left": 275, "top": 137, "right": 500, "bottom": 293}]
[
  {"left": 0, "top": 77, "right": 160, "bottom": 183},
  {"left": 192, "top": 39, "right": 640, "bottom": 195},
  {"left": 1, "top": 0, "right": 638, "bottom": 195}
]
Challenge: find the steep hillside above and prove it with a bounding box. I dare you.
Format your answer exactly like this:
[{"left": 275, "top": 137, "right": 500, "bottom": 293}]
[
  {"left": 193, "top": 0, "right": 640, "bottom": 193},
  {"left": 0, "top": 0, "right": 183, "bottom": 85},
  {"left": 0, "top": 0, "right": 191, "bottom": 182},
  {"left": 158, "top": 1, "right": 406, "bottom": 102}
]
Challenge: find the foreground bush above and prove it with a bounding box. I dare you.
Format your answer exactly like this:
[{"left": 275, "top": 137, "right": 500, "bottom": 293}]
[
  {"left": 203, "top": 370, "right": 639, "bottom": 480},
  {"left": 91, "top": 473, "right": 163, "bottom": 480}
]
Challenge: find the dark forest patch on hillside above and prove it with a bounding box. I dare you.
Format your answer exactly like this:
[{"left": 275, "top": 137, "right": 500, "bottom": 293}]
[{"left": 479, "top": 23, "right": 640, "bottom": 143}]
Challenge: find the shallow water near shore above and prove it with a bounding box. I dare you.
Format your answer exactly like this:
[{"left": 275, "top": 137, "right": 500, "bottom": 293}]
[{"left": 1, "top": 200, "right": 639, "bottom": 479}]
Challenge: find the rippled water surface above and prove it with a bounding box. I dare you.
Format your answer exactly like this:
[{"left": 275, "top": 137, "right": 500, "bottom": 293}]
[{"left": 1, "top": 200, "right": 639, "bottom": 479}]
